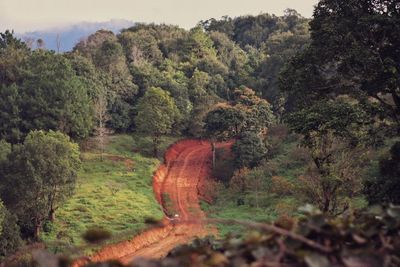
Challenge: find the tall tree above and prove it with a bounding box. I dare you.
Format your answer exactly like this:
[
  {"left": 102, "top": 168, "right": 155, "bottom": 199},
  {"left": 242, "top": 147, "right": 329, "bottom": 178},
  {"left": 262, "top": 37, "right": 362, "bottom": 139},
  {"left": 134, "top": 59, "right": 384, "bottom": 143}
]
[
  {"left": 0, "top": 200, "right": 22, "bottom": 259},
  {"left": 1, "top": 130, "right": 81, "bottom": 239},
  {"left": 93, "top": 93, "right": 111, "bottom": 160},
  {"left": 232, "top": 131, "right": 268, "bottom": 168},
  {"left": 281, "top": 0, "right": 400, "bottom": 128},
  {"left": 204, "top": 87, "right": 274, "bottom": 167},
  {"left": 285, "top": 101, "right": 370, "bottom": 214},
  {"left": 0, "top": 50, "right": 94, "bottom": 143},
  {"left": 134, "top": 87, "right": 181, "bottom": 157}
]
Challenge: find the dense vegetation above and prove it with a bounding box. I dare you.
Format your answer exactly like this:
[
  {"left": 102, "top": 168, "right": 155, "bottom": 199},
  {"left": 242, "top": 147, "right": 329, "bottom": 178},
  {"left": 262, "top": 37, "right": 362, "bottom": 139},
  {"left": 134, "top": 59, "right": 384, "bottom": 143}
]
[{"left": 0, "top": 0, "right": 399, "bottom": 265}]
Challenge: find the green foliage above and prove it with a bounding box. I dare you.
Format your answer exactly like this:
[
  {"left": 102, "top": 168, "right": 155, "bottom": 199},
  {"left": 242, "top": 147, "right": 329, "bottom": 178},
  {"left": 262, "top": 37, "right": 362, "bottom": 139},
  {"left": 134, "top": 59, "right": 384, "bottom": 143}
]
[
  {"left": 285, "top": 101, "right": 370, "bottom": 149},
  {"left": 41, "top": 134, "right": 165, "bottom": 251},
  {"left": 0, "top": 50, "right": 94, "bottom": 143},
  {"left": 204, "top": 104, "right": 245, "bottom": 141},
  {"left": 285, "top": 100, "right": 371, "bottom": 214},
  {"left": 207, "top": 133, "right": 307, "bottom": 235},
  {"left": 232, "top": 131, "right": 268, "bottom": 168},
  {"left": 204, "top": 87, "right": 274, "bottom": 141},
  {"left": 1, "top": 130, "right": 81, "bottom": 240},
  {"left": 0, "top": 139, "right": 11, "bottom": 163},
  {"left": 281, "top": 0, "right": 400, "bottom": 128},
  {"left": 0, "top": 201, "right": 22, "bottom": 259},
  {"left": 0, "top": 30, "right": 29, "bottom": 86},
  {"left": 364, "top": 142, "right": 400, "bottom": 205},
  {"left": 135, "top": 87, "right": 181, "bottom": 156}
]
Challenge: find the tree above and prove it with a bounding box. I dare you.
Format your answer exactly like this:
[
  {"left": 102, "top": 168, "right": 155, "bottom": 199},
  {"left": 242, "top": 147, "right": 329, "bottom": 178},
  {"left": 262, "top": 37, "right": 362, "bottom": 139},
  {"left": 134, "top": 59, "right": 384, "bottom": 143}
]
[
  {"left": 93, "top": 93, "right": 111, "bottom": 160},
  {"left": 0, "top": 139, "right": 11, "bottom": 163},
  {"left": 204, "top": 87, "right": 274, "bottom": 167},
  {"left": 297, "top": 142, "right": 368, "bottom": 215},
  {"left": 1, "top": 130, "right": 81, "bottom": 239},
  {"left": 0, "top": 30, "right": 29, "bottom": 86},
  {"left": 204, "top": 103, "right": 245, "bottom": 167},
  {"left": 0, "top": 200, "right": 22, "bottom": 259},
  {"left": 286, "top": 101, "right": 370, "bottom": 174},
  {"left": 285, "top": 101, "right": 370, "bottom": 214},
  {"left": 0, "top": 50, "right": 94, "bottom": 143},
  {"left": 73, "top": 30, "right": 138, "bottom": 132},
  {"left": 232, "top": 131, "right": 268, "bottom": 168},
  {"left": 0, "top": 84, "right": 22, "bottom": 143},
  {"left": 281, "top": 0, "right": 400, "bottom": 128},
  {"left": 134, "top": 87, "right": 181, "bottom": 157},
  {"left": 187, "top": 95, "right": 217, "bottom": 138}
]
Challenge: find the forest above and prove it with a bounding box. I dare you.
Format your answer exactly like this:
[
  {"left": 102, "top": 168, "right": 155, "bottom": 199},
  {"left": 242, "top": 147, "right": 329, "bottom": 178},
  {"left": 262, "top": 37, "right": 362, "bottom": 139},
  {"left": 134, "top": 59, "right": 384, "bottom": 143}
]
[{"left": 0, "top": 0, "right": 399, "bottom": 266}]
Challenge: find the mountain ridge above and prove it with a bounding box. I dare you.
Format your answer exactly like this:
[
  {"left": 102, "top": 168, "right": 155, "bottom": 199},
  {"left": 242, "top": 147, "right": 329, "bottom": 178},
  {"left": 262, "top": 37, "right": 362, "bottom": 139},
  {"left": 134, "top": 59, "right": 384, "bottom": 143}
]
[{"left": 16, "top": 19, "right": 135, "bottom": 52}]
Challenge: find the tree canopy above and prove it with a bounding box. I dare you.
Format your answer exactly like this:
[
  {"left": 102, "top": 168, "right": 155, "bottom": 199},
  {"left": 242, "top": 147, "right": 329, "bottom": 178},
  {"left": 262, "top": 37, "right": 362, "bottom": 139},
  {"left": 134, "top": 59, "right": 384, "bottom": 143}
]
[
  {"left": 134, "top": 87, "right": 181, "bottom": 156},
  {"left": 0, "top": 130, "right": 81, "bottom": 240}
]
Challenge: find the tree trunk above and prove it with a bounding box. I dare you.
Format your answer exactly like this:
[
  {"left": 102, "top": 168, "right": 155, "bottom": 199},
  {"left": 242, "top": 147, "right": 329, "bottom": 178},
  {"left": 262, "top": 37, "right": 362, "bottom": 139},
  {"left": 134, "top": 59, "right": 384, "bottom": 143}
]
[
  {"left": 322, "top": 191, "right": 330, "bottom": 213},
  {"left": 49, "top": 208, "right": 56, "bottom": 222},
  {"left": 34, "top": 222, "right": 41, "bottom": 241},
  {"left": 255, "top": 187, "right": 259, "bottom": 209},
  {"left": 153, "top": 136, "right": 159, "bottom": 158},
  {"left": 211, "top": 141, "right": 216, "bottom": 169}
]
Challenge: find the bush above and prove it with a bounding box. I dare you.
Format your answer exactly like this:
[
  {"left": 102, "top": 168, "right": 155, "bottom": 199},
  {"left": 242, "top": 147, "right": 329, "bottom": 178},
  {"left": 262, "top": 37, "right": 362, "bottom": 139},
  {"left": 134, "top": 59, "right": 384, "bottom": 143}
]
[
  {"left": 266, "top": 124, "right": 289, "bottom": 158},
  {"left": 0, "top": 205, "right": 22, "bottom": 259},
  {"left": 364, "top": 142, "right": 400, "bottom": 205},
  {"left": 232, "top": 131, "right": 267, "bottom": 168},
  {"left": 288, "top": 146, "right": 311, "bottom": 165},
  {"left": 268, "top": 124, "right": 289, "bottom": 141},
  {"left": 212, "top": 147, "right": 235, "bottom": 184},
  {"left": 270, "top": 176, "right": 294, "bottom": 195}
]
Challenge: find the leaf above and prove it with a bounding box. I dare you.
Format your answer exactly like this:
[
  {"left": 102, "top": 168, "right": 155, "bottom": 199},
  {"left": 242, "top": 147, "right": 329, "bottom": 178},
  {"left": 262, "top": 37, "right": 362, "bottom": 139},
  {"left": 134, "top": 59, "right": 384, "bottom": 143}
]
[
  {"left": 352, "top": 234, "right": 367, "bottom": 244},
  {"left": 298, "top": 204, "right": 321, "bottom": 215},
  {"left": 367, "top": 205, "right": 383, "bottom": 216},
  {"left": 387, "top": 205, "right": 400, "bottom": 218},
  {"left": 342, "top": 255, "right": 382, "bottom": 267},
  {"left": 305, "top": 253, "right": 330, "bottom": 267}
]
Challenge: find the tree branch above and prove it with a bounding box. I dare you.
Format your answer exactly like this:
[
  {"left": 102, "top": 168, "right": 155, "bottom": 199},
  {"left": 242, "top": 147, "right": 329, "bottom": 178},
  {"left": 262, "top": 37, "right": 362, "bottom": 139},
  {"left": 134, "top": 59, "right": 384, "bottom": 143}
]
[{"left": 205, "top": 218, "right": 333, "bottom": 253}]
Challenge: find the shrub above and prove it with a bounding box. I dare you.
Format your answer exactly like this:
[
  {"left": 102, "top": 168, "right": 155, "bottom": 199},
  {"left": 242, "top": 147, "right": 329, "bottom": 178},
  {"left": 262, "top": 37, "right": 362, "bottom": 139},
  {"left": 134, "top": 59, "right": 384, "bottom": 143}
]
[
  {"left": 288, "top": 146, "right": 311, "bottom": 165},
  {"left": 270, "top": 176, "right": 294, "bottom": 195},
  {"left": 0, "top": 205, "right": 22, "bottom": 259},
  {"left": 364, "top": 142, "right": 400, "bottom": 205},
  {"left": 268, "top": 124, "right": 289, "bottom": 141},
  {"left": 212, "top": 147, "right": 235, "bottom": 184}
]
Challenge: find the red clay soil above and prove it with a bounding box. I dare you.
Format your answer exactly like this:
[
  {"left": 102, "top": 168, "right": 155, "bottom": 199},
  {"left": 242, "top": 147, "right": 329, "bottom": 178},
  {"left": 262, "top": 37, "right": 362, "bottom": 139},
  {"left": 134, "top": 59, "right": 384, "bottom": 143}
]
[{"left": 73, "top": 139, "right": 231, "bottom": 266}]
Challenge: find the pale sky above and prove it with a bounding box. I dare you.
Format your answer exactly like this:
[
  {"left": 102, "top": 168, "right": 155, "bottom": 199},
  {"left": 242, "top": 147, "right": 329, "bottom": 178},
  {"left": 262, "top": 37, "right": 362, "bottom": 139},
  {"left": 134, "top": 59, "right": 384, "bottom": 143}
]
[{"left": 0, "top": 0, "right": 318, "bottom": 33}]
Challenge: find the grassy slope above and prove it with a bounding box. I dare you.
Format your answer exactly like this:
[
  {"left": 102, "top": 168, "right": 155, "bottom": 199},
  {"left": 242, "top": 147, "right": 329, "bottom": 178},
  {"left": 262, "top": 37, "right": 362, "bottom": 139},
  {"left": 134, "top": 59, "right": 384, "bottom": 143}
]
[
  {"left": 202, "top": 138, "right": 303, "bottom": 236},
  {"left": 41, "top": 134, "right": 178, "bottom": 252},
  {"left": 203, "top": 134, "right": 393, "bottom": 237}
]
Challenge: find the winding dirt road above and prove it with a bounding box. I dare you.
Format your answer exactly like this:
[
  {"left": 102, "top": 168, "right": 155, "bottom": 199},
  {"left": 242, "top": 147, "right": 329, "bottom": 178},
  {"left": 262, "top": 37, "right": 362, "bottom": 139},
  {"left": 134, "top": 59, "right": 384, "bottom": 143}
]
[{"left": 74, "top": 139, "right": 230, "bottom": 266}]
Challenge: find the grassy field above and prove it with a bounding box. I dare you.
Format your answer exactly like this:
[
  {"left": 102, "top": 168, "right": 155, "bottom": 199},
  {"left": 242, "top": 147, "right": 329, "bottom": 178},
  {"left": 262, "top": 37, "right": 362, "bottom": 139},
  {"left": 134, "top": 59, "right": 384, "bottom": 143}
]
[
  {"left": 41, "top": 134, "right": 178, "bottom": 252},
  {"left": 203, "top": 136, "right": 305, "bottom": 236},
  {"left": 203, "top": 131, "right": 389, "bottom": 237}
]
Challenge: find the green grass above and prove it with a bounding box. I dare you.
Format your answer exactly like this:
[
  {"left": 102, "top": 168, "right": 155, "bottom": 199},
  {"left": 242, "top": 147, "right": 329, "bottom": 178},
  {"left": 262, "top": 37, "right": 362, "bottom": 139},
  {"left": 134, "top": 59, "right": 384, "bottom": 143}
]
[
  {"left": 204, "top": 136, "right": 307, "bottom": 236},
  {"left": 202, "top": 190, "right": 298, "bottom": 237},
  {"left": 41, "top": 134, "right": 179, "bottom": 252},
  {"left": 205, "top": 135, "right": 400, "bottom": 237}
]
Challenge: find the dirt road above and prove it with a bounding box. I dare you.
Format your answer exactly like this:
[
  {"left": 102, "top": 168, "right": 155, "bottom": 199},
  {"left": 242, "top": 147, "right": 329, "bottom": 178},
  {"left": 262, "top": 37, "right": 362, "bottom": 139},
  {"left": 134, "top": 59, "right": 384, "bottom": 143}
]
[{"left": 75, "top": 139, "right": 230, "bottom": 266}]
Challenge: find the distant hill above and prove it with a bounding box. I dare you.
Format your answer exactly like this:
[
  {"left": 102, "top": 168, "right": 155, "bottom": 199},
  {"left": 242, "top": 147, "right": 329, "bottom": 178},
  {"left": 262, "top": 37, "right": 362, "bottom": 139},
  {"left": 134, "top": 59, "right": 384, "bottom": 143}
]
[{"left": 17, "top": 19, "right": 135, "bottom": 52}]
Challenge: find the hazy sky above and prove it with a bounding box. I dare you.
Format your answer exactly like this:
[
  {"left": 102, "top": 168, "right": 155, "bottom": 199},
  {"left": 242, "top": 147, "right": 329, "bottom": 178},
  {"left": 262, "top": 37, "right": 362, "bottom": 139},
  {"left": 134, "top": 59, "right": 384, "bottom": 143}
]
[{"left": 0, "top": 0, "right": 318, "bottom": 33}]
